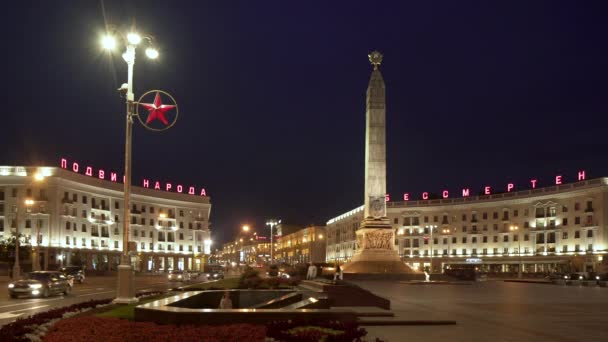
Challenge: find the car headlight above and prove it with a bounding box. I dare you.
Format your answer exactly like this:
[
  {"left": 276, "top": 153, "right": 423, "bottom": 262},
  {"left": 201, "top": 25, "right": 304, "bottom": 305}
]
[
  {"left": 30, "top": 284, "right": 43, "bottom": 289},
  {"left": 8, "top": 284, "right": 14, "bottom": 288},
  {"left": 564, "top": 275, "right": 568, "bottom": 279},
  {"left": 596, "top": 276, "right": 600, "bottom": 280},
  {"left": 579, "top": 276, "right": 583, "bottom": 280}
]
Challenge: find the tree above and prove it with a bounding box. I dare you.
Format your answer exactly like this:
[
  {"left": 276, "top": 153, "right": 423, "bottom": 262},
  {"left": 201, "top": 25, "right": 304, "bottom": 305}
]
[{"left": 0, "top": 233, "right": 32, "bottom": 263}]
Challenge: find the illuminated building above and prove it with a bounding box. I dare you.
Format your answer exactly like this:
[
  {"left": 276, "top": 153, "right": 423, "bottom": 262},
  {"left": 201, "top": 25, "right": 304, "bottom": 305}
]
[
  {"left": 275, "top": 225, "right": 326, "bottom": 264},
  {"left": 0, "top": 166, "right": 211, "bottom": 272},
  {"left": 326, "top": 177, "right": 608, "bottom": 273}
]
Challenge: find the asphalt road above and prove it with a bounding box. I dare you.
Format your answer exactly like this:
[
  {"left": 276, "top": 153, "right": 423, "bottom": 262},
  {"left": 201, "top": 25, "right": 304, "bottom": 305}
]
[
  {"left": 355, "top": 280, "right": 608, "bottom": 342},
  {"left": 0, "top": 275, "right": 203, "bottom": 327}
]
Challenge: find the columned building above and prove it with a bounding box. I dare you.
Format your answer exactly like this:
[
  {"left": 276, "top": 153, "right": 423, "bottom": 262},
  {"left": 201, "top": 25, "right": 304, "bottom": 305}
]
[
  {"left": 0, "top": 166, "right": 211, "bottom": 273},
  {"left": 275, "top": 225, "right": 326, "bottom": 264},
  {"left": 326, "top": 178, "right": 608, "bottom": 274}
]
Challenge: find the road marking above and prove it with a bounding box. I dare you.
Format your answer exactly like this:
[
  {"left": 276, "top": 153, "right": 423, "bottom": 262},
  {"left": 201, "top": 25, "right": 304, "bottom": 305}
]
[
  {"left": 12, "top": 305, "right": 49, "bottom": 313},
  {"left": 0, "top": 312, "right": 23, "bottom": 320},
  {"left": 0, "top": 305, "right": 49, "bottom": 320},
  {"left": 0, "top": 298, "right": 63, "bottom": 309},
  {"left": 77, "top": 290, "right": 115, "bottom": 297}
]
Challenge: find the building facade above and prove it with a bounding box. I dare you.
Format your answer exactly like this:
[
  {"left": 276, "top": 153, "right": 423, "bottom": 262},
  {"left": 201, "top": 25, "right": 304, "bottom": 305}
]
[
  {"left": 220, "top": 237, "right": 271, "bottom": 266},
  {"left": 326, "top": 178, "right": 608, "bottom": 274},
  {"left": 0, "top": 166, "right": 211, "bottom": 273},
  {"left": 275, "top": 225, "right": 326, "bottom": 264}
]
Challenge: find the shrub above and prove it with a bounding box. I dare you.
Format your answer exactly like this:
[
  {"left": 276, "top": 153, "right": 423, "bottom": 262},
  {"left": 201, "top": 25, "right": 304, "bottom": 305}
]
[
  {"left": 266, "top": 319, "right": 367, "bottom": 342},
  {"left": 239, "top": 266, "right": 264, "bottom": 289},
  {"left": 44, "top": 316, "right": 266, "bottom": 342},
  {"left": 265, "top": 276, "right": 281, "bottom": 289}
]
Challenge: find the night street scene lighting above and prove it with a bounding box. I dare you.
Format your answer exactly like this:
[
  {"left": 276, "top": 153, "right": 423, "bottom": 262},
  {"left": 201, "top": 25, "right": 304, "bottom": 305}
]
[{"left": 1, "top": 1, "right": 608, "bottom": 341}]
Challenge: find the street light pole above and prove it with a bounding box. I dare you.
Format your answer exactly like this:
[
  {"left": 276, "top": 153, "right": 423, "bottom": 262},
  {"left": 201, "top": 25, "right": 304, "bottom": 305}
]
[
  {"left": 12, "top": 207, "right": 21, "bottom": 279},
  {"left": 266, "top": 219, "right": 280, "bottom": 264},
  {"left": 510, "top": 225, "right": 522, "bottom": 279},
  {"left": 115, "top": 41, "right": 137, "bottom": 304}
]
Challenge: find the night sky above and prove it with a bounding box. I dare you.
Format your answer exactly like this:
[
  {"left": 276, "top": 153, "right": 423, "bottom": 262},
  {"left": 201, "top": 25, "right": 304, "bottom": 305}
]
[{"left": 2, "top": 1, "right": 608, "bottom": 246}]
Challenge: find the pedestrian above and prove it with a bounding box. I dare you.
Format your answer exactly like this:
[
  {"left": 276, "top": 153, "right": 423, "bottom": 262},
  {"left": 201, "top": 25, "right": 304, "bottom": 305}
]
[
  {"left": 219, "top": 291, "right": 232, "bottom": 309},
  {"left": 333, "top": 264, "right": 342, "bottom": 282},
  {"left": 311, "top": 264, "right": 318, "bottom": 279},
  {"left": 307, "top": 263, "right": 315, "bottom": 280}
]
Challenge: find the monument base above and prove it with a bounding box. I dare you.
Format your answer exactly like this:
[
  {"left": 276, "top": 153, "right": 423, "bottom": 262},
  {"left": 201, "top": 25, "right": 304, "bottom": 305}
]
[
  {"left": 342, "top": 248, "right": 414, "bottom": 274},
  {"left": 341, "top": 224, "right": 415, "bottom": 274}
]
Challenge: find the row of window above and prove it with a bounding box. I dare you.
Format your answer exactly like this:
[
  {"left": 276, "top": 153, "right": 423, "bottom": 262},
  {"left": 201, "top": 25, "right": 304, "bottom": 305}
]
[
  {"left": 393, "top": 203, "right": 594, "bottom": 226},
  {"left": 62, "top": 236, "right": 202, "bottom": 252},
  {"left": 402, "top": 244, "right": 596, "bottom": 256},
  {"left": 402, "top": 229, "right": 594, "bottom": 247}
]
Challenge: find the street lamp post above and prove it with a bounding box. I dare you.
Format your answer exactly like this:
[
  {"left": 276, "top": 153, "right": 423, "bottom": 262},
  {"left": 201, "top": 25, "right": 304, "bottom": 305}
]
[
  {"left": 12, "top": 173, "right": 46, "bottom": 278},
  {"left": 101, "top": 27, "right": 160, "bottom": 304},
  {"left": 266, "top": 219, "right": 280, "bottom": 264},
  {"left": 510, "top": 225, "right": 522, "bottom": 279},
  {"left": 425, "top": 225, "right": 437, "bottom": 272}
]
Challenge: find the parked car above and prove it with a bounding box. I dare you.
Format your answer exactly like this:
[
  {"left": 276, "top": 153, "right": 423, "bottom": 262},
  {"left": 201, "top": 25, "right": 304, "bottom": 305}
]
[
  {"left": 59, "top": 266, "right": 85, "bottom": 284},
  {"left": 167, "top": 270, "right": 190, "bottom": 282},
  {"left": 8, "top": 271, "right": 71, "bottom": 298}
]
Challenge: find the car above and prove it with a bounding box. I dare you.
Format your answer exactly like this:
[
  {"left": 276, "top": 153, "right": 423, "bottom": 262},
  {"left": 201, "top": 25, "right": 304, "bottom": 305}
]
[
  {"left": 8, "top": 271, "right": 72, "bottom": 298},
  {"left": 564, "top": 272, "right": 587, "bottom": 280},
  {"left": 207, "top": 271, "right": 224, "bottom": 280},
  {"left": 59, "top": 266, "right": 85, "bottom": 284},
  {"left": 167, "top": 270, "right": 190, "bottom": 282}
]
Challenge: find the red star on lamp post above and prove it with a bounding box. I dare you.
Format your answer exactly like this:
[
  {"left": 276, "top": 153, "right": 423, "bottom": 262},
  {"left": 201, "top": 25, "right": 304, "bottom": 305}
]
[{"left": 139, "top": 92, "right": 175, "bottom": 125}]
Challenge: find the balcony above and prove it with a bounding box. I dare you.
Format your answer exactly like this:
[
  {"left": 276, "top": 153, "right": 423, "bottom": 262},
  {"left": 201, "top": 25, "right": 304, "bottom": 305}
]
[
  {"left": 61, "top": 198, "right": 74, "bottom": 205},
  {"left": 583, "top": 220, "right": 597, "bottom": 228},
  {"left": 91, "top": 205, "right": 110, "bottom": 212},
  {"left": 131, "top": 209, "right": 142, "bottom": 215},
  {"left": 584, "top": 207, "right": 594, "bottom": 213}
]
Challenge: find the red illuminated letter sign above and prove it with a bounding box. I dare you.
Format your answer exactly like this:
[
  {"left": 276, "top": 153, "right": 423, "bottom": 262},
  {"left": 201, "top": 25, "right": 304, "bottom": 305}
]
[
  {"left": 110, "top": 173, "right": 117, "bottom": 182},
  {"left": 578, "top": 170, "right": 586, "bottom": 181},
  {"left": 507, "top": 183, "right": 514, "bottom": 192},
  {"left": 60, "top": 158, "right": 67, "bottom": 169},
  {"left": 403, "top": 193, "right": 409, "bottom": 201},
  {"left": 484, "top": 186, "right": 491, "bottom": 195},
  {"left": 85, "top": 167, "right": 93, "bottom": 176},
  {"left": 442, "top": 190, "right": 449, "bottom": 199},
  {"left": 555, "top": 175, "right": 562, "bottom": 185},
  {"left": 462, "top": 188, "right": 470, "bottom": 197},
  {"left": 188, "top": 187, "right": 195, "bottom": 195},
  {"left": 177, "top": 185, "right": 183, "bottom": 193},
  {"left": 154, "top": 182, "right": 161, "bottom": 190},
  {"left": 98, "top": 170, "right": 105, "bottom": 180},
  {"left": 530, "top": 179, "right": 537, "bottom": 188},
  {"left": 385, "top": 193, "right": 390, "bottom": 202},
  {"left": 166, "top": 183, "right": 172, "bottom": 191},
  {"left": 143, "top": 179, "right": 149, "bottom": 188},
  {"left": 422, "top": 192, "right": 429, "bottom": 200},
  {"left": 72, "top": 163, "right": 79, "bottom": 173}
]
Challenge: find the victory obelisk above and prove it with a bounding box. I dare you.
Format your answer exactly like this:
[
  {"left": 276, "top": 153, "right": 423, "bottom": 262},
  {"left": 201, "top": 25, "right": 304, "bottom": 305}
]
[{"left": 342, "top": 51, "right": 413, "bottom": 274}]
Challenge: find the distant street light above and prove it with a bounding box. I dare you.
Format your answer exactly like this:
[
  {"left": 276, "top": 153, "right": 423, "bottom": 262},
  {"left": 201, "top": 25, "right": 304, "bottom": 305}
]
[{"left": 242, "top": 225, "right": 250, "bottom": 232}]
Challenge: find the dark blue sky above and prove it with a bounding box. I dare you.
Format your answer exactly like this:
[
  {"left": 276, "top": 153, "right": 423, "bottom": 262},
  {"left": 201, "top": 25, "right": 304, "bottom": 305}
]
[{"left": 2, "top": 1, "right": 608, "bottom": 245}]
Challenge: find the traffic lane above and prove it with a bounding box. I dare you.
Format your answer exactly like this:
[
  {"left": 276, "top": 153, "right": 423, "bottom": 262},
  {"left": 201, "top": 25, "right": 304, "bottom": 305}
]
[{"left": 0, "top": 275, "right": 203, "bottom": 327}]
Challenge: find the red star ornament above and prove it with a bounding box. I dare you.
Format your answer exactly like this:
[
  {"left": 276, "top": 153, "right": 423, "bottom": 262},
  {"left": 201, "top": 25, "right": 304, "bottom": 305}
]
[{"left": 140, "top": 92, "right": 176, "bottom": 126}]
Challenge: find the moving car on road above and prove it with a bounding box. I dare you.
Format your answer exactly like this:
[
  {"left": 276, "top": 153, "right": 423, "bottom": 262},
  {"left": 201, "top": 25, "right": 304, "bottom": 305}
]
[
  {"left": 59, "top": 266, "right": 86, "bottom": 284},
  {"left": 167, "top": 270, "right": 190, "bottom": 282},
  {"left": 8, "top": 271, "right": 72, "bottom": 298}
]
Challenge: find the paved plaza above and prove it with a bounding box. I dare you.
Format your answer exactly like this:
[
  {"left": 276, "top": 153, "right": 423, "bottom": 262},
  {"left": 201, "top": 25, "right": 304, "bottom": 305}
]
[{"left": 355, "top": 280, "right": 608, "bottom": 342}]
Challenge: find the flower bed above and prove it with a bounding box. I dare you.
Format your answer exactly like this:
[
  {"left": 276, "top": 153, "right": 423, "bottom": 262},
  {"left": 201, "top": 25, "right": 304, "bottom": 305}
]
[
  {"left": 266, "top": 320, "right": 367, "bottom": 342},
  {"left": 0, "top": 298, "right": 113, "bottom": 342},
  {"left": 43, "top": 316, "right": 266, "bottom": 342},
  {"left": 0, "top": 291, "right": 168, "bottom": 341}
]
